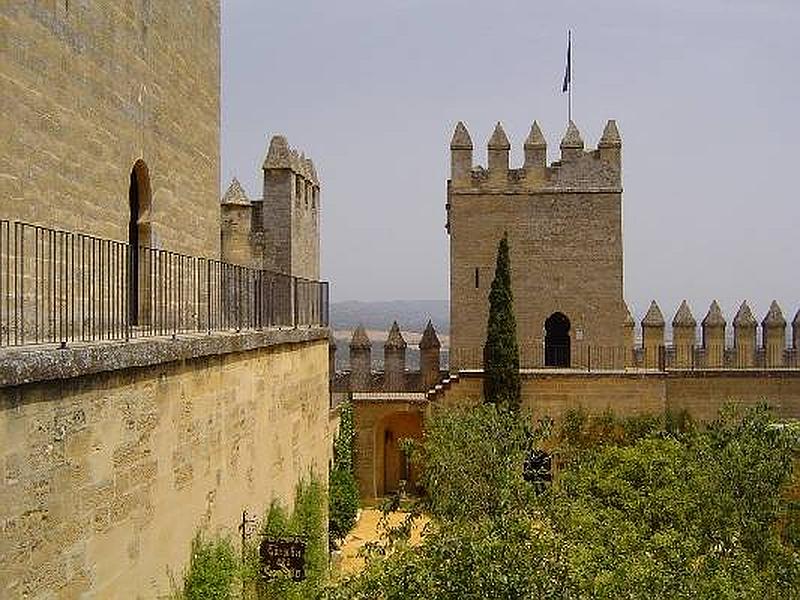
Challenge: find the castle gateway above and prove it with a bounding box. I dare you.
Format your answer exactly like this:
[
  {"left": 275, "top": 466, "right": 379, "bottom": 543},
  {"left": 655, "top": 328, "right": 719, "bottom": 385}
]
[{"left": 447, "top": 120, "right": 626, "bottom": 370}]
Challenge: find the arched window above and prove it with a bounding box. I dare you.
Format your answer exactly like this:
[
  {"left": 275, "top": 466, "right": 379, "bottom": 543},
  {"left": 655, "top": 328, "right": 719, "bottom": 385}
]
[
  {"left": 545, "top": 312, "right": 571, "bottom": 367},
  {"left": 128, "top": 160, "right": 152, "bottom": 325}
]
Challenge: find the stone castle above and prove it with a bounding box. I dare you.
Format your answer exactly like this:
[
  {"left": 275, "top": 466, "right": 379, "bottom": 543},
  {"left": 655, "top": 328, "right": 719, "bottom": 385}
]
[{"left": 2, "top": 0, "right": 800, "bottom": 595}]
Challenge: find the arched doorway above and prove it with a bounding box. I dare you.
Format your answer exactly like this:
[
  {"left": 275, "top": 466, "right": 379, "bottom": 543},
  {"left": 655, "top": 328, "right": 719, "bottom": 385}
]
[
  {"left": 545, "top": 312, "right": 571, "bottom": 367},
  {"left": 374, "top": 411, "right": 422, "bottom": 497},
  {"left": 128, "top": 160, "right": 151, "bottom": 325}
]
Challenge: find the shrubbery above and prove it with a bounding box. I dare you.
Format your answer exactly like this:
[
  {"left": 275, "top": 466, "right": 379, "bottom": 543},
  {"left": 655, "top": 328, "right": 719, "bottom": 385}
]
[
  {"left": 180, "top": 533, "right": 239, "bottom": 600},
  {"left": 329, "top": 403, "right": 800, "bottom": 599}
]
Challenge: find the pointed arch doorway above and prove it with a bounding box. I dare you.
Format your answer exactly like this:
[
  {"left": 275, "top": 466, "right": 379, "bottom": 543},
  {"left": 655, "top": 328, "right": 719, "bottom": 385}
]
[
  {"left": 128, "top": 160, "right": 152, "bottom": 326},
  {"left": 545, "top": 312, "right": 571, "bottom": 367}
]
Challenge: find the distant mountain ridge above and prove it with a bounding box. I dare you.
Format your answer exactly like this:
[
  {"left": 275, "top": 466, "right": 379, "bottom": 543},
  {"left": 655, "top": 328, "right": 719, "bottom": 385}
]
[{"left": 330, "top": 299, "right": 448, "bottom": 334}]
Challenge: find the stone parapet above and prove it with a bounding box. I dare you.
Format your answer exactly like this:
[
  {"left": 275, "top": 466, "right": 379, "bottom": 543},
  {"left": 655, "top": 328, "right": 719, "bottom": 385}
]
[{"left": 0, "top": 327, "right": 329, "bottom": 388}]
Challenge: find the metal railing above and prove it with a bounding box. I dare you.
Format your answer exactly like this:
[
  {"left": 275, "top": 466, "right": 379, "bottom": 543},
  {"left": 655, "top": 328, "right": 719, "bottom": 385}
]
[
  {"left": 0, "top": 220, "right": 329, "bottom": 347},
  {"left": 450, "top": 342, "right": 800, "bottom": 372}
]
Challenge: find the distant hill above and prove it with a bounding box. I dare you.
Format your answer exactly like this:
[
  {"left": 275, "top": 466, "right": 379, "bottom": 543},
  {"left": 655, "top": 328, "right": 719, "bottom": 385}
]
[{"left": 330, "top": 299, "right": 448, "bottom": 334}]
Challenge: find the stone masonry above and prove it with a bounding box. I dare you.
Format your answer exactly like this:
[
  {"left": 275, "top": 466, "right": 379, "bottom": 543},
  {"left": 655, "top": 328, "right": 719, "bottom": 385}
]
[{"left": 0, "top": 2, "right": 221, "bottom": 258}]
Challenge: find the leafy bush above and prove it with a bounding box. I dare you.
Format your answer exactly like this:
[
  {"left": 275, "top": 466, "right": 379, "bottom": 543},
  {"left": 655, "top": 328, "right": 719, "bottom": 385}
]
[
  {"left": 415, "top": 404, "right": 541, "bottom": 520},
  {"left": 181, "top": 533, "right": 238, "bottom": 600},
  {"left": 329, "top": 403, "right": 800, "bottom": 599}
]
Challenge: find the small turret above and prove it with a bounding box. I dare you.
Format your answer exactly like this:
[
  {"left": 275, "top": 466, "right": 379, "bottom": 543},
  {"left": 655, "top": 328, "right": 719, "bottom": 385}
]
[
  {"left": 733, "top": 301, "right": 757, "bottom": 367},
  {"left": 793, "top": 309, "right": 800, "bottom": 351},
  {"left": 488, "top": 122, "right": 510, "bottom": 180},
  {"left": 701, "top": 300, "right": 726, "bottom": 367},
  {"left": 220, "top": 178, "right": 250, "bottom": 206},
  {"left": 762, "top": 300, "right": 787, "bottom": 368},
  {"left": 560, "top": 120, "right": 584, "bottom": 162},
  {"left": 523, "top": 121, "right": 547, "bottom": 170},
  {"left": 672, "top": 300, "right": 696, "bottom": 368},
  {"left": 641, "top": 300, "right": 665, "bottom": 368},
  {"left": 598, "top": 119, "right": 622, "bottom": 164},
  {"left": 349, "top": 325, "right": 372, "bottom": 391},
  {"left": 384, "top": 321, "right": 407, "bottom": 391},
  {"left": 450, "top": 121, "right": 473, "bottom": 185},
  {"left": 623, "top": 302, "right": 636, "bottom": 367},
  {"left": 419, "top": 320, "right": 442, "bottom": 390}
]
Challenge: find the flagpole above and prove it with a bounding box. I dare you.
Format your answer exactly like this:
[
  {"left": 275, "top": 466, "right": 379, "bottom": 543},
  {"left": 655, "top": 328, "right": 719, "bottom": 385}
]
[{"left": 568, "top": 29, "right": 572, "bottom": 123}]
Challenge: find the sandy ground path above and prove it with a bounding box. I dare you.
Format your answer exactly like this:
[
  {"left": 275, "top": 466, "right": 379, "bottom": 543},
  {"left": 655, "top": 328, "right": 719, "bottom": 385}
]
[{"left": 336, "top": 508, "right": 429, "bottom": 577}]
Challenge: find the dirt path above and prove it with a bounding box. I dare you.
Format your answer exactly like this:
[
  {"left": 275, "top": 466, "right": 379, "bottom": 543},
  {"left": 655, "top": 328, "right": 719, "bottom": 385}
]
[{"left": 336, "top": 508, "right": 429, "bottom": 576}]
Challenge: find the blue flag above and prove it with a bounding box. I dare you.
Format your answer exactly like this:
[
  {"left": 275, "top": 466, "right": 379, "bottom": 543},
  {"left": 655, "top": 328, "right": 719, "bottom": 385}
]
[{"left": 562, "top": 32, "right": 571, "bottom": 93}]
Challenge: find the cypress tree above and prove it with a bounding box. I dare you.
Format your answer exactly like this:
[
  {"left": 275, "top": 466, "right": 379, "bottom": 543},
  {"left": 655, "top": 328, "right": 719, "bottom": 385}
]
[{"left": 483, "top": 233, "right": 521, "bottom": 410}]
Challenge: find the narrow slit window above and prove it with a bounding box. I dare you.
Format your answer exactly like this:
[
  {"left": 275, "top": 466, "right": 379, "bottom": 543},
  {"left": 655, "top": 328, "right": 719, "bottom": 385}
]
[{"left": 474, "top": 267, "right": 479, "bottom": 289}]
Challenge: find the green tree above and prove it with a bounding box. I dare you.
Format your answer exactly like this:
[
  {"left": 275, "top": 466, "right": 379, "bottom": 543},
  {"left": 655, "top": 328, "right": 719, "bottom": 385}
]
[
  {"left": 329, "top": 398, "right": 360, "bottom": 548},
  {"left": 482, "top": 233, "right": 521, "bottom": 410}
]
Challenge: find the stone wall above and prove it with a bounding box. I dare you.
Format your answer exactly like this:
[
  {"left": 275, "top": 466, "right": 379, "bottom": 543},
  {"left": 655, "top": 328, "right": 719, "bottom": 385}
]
[
  {"left": 430, "top": 370, "right": 800, "bottom": 422},
  {"left": 0, "top": 1, "right": 221, "bottom": 258},
  {"left": 665, "top": 371, "right": 800, "bottom": 422},
  {"left": 0, "top": 335, "right": 330, "bottom": 598}
]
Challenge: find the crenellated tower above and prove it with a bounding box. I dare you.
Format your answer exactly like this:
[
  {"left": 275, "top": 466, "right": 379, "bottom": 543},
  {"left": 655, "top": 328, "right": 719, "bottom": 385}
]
[
  {"left": 220, "top": 135, "right": 321, "bottom": 280},
  {"left": 447, "top": 119, "right": 625, "bottom": 370},
  {"left": 261, "top": 135, "right": 321, "bottom": 279}
]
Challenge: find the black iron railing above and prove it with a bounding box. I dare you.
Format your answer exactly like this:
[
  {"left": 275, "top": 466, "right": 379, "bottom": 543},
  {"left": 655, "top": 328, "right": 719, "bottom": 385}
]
[
  {"left": 0, "top": 220, "right": 329, "bottom": 347},
  {"left": 450, "top": 342, "right": 799, "bottom": 372}
]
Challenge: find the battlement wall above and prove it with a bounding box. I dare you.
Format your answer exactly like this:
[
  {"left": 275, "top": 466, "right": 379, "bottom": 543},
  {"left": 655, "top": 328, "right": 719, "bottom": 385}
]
[
  {"left": 628, "top": 299, "right": 800, "bottom": 369},
  {"left": 449, "top": 120, "right": 621, "bottom": 194}
]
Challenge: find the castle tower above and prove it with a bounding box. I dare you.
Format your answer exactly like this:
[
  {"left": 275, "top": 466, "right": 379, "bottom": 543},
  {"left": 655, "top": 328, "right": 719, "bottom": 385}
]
[
  {"left": 701, "top": 300, "right": 726, "bottom": 368},
  {"left": 733, "top": 301, "right": 757, "bottom": 367},
  {"left": 261, "top": 135, "right": 320, "bottom": 279},
  {"left": 447, "top": 119, "right": 625, "bottom": 370},
  {"left": 762, "top": 301, "right": 787, "bottom": 368},
  {"left": 383, "top": 322, "right": 407, "bottom": 391},
  {"left": 623, "top": 303, "right": 636, "bottom": 367},
  {"left": 450, "top": 122, "right": 473, "bottom": 186},
  {"left": 349, "top": 325, "right": 372, "bottom": 391},
  {"left": 419, "top": 320, "right": 442, "bottom": 390},
  {"left": 642, "top": 301, "right": 665, "bottom": 368},
  {"left": 672, "top": 300, "right": 697, "bottom": 368}
]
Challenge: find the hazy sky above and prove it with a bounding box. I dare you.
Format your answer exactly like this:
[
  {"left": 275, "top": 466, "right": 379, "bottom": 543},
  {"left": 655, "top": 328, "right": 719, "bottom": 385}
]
[{"left": 221, "top": 0, "right": 799, "bottom": 324}]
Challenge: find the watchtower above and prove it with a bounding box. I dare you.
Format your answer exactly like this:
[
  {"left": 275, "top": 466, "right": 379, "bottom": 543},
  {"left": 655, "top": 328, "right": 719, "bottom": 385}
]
[{"left": 447, "top": 119, "right": 626, "bottom": 370}]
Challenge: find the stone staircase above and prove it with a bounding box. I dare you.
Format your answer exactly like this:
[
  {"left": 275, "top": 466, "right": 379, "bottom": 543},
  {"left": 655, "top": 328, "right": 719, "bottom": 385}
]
[{"left": 425, "top": 372, "right": 461, "bottom": 402}]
